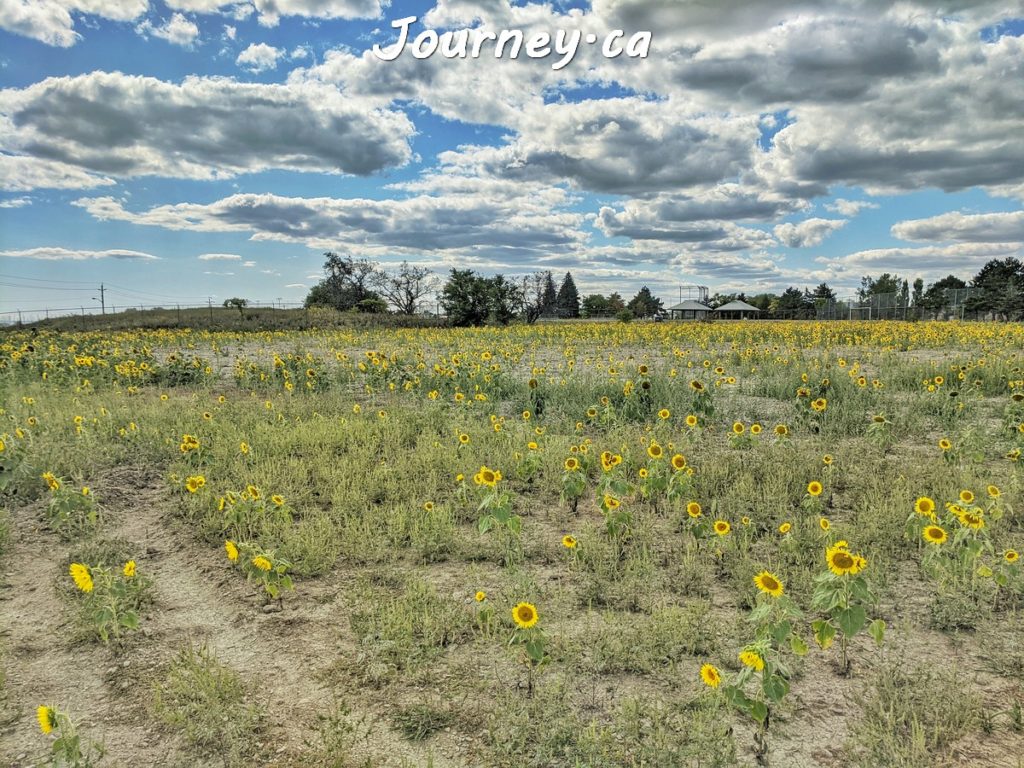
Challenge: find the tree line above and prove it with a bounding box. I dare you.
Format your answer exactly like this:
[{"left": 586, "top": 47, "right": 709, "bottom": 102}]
[{"left": 300, "top": 253, "right": 1024, "bottom": 323}]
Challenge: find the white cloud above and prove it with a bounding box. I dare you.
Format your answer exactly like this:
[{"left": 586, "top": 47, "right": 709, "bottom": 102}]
[
  {"left": 0, "top": 0, "right": 147, "bottom": 47},
  {"left": 0, "top": 154, "right": 115, "bottom": 191},
  {"left": 0, "top": 196, "right": 33, "bottom": 208},
  {"left": 0, "top": 246, "right": 158, "bottom": 260},
  {"left": 242, "top": 260, "right": 257, "bottom": 267},
  {"left": 0, "top": 72, "right": 415, "bottom": 185},
  {"left": 236, "top": 43, "right": 284, "bottom": 72},
  {"left": 285, "top": 282, "right": 306, "bottom": 288},
  {"left": 137, "top": 12, "right": 200, "bottom": 48},
  {"left": 825, "top": 199, "right": 879, "bottom": 217},
  {"left": 198, "top": 252, "right": 242, "bottom": 260},
  {"left": 289, "top": 45, "right": 311, "bottom": 60},
  {"left": 891, "top": 210, "right": 1024, "bottom": 244},
  {"left": 773, "top": 218, "right": 847, "bottom": 248}
]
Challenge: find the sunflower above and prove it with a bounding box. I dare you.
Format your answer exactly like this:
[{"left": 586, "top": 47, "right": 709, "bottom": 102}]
[
  {"left": 69, "top": 563, "right": 93, "bottom": 593},
  {"left": 512, "top": 602, "right": 539, "bottom": 629},
  {"left": 774, "top": 424, "right": 789, "bottom": 437},
  {"left": 586, "top": 407, "right": 598, "bottom": 418},
  {"left": 37, "top": 705, "right": 55, "bottom": 735},
  {"left": 826, "top": 542, "right": 864, "bottom": 576},
  {"left": 252, "top": 556, "right": 272, "bottom": 572},
  {"left": 713, "top": 520, "right": 731, "bottom": 536},
  {"left": 811, "top": 397, "right": 828, "bottom": 412},
  {"left": 423, "top": 501, "right": 434, "bottom": 512},
  {"left": 564, "top": 457, "right": 580, "bottom": 471},
  {"left": 987, "top": 485, "right": 1001, "bottom": 499},
  {"left": 700, "top": 663, "right": 721, "bottom": 688},
  {"left": 732, "top": 422, "right": 745, "bottom": 435},
  {"left": 671, "top": 454, "right": 687, "bottom": 471},
  {"left": 686, "top": 501, "right": 702, "bottom": 519},
  {"left": 271, "top": 494, "right": 285, "bottom": 507},
  {"left": 922, "top": 525, "right": 948, "bottom": 545},
  {"left": 823, "top": 454, "right": 834, "bottom": 466},
  {"left": 690, "top": 380, "right": 705, "bottom": 393},
  {"left": 123, "top": 560, "right": 137, "bottom": 578},
  {"left": 753, "top": 571, "right": 784, "bottom": 598},
  {"left": 959, "top": 489, "right": 975, "bottom": 504},
  {"left": 475, "top": 590, "right": 487, "bottom": 602},
  {"left": 604, "top": 495, "right": 621, "bottom": 510},
  {"left": 647, "top": 442, "right": 664, "bottom": 459},
  {"left": 638, "top": 468, "right": 649, "bottom": 479},
  {"left": 914, "top": 497, "right": 936, "bottom": 517},
  {"left": 225, "top": 540, "right": 239, "bottom": 562},
  {"left": 658, "top": 409, "right": 671, "bottom": 420},
  {"left": 938, "top": 438, "right": 952, "bottom": 451},
  {"left": 476, "top": 466, "right": 501, "bottom": 487},
  {"left": 957, "top": 509, "right": 985, "bottom": 530},
  {"left": 562, "top": 535, "right": 578, "bottom": 549},
  {"left": 522, "top": 410, "right": 531, "bottom": 420},
  {"left": 739, "top": 650, "right": 765, "bottom": 671},
  {"left": 779, "top": 522, "right": 792, "bottom": 534},
  {"left": 1005, "top": 550, "right": 1019, "bottom": 564},
  {"left": 240, "top": 441, "right": 250, "bottom": 455},
  {"left": 819, "top": 517, "right": 830, "bottom": 532},
  {"left": 741, "top": 516, "right": 751, "bottom": 526},
  {"left": 807, "top": 481, "right": 823, "bottom": 497},
  {"left": 685, "top": 414, "right": 699, "bottom": 427}
]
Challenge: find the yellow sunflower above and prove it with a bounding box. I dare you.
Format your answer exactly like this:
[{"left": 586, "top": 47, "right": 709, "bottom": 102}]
[
  {"left": 914, "top": 497, "right": 936, "bottom": 517},
  {"left": 923, "top": 525, "right": 948, "bottom": 545},
  {"left": 686, "top": 501, "right": 702, "bottom": 519},
  {"left": 713, "top": 520, "right": 731, "bottom": 536},
  {"left": 512, "top": 602, "right": 539, "bottom": 629},
  {"left": 739, "top": 650, "right": 765, "bottom": 671},
  {"left": 562, "top": 535, "right": 578, "bottom": 549},
  {"left": 700, "top": 663, "right": 721, "bottom": 688},
  {"left": 753, "top": 571, "right": 784, "bottom": 598},
  {"left": 807, "top": 481, "right": 823, "bottom": 497}
]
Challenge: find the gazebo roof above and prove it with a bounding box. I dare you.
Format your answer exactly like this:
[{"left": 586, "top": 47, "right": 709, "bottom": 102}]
[
  {"left": 715, "top": 300, "right": 761, "bottom": 312},
  {"left": 668, "top": 300, "right": 712, "bottom": 311}
]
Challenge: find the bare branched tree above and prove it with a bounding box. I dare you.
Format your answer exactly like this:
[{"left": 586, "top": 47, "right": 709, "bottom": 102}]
[{"left": 372, "top": 261, "right": 439, "bottom": 315}]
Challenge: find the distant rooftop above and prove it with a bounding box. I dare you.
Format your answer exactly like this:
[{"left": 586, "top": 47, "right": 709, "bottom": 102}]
[
  {"left": 715, "top": 300, "right": 761, "bottom": 312},
  {"left": 668, "top": 300, "right": 712, "bottom": 311}
]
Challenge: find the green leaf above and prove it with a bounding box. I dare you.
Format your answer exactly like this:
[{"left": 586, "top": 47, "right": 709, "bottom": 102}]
[
  {"left": 762, "top": 674, "right": 789, "bottom": 703},
  {"left": 868, "top": 618, "right": 885, "bottom": 646},
  {"left": 749, "top": 700, "right": 769, "bottom": 724},
  {"left": 837, "top": 605, "right": 867, "bottom": 638},
  {"left": 120, "top": 611, "right": 139, "bottom": 629},
  {"left": 790, "top": 634, "right": 808, "bottom": 656},
  {"left": 812, "top": 619, "right": 836, "bottom": 650},
  {"left": 772, "top": 620, "right": 792, "bottom": 645},
  {"left": 478, "top": 516, "right": 494, "bottom": 534}
]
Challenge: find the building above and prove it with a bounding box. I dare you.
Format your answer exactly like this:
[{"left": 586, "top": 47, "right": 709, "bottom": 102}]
[
  {"left": 668, "top": 299, "right": 713, "bottom": 320},
  {"left": 713, "top": 300, "right": 762, "bottom": 319}
]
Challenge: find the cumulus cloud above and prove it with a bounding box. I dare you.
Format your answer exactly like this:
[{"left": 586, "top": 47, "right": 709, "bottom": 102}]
[
  {"left": 825, "top": 198, "right": 879, "bottom": 217},
  {"left": 0, "top": 154, "right": 115, "bottom": 191},
  {"left": 72, "top": 189, "right": 588, "bottom": 257},
  {"left": 0, "top": 196, "right": 33, "bottom": 208},
  {"left": 0, "top": 0, "right": 147, "bottom": 47},
  {"left": 891, "top": 210, "right": 1024, "bottom": 243},
  {"left": 816, "top": 242, "right": 1022, "bottom": 279},
  {"left": 0, "top": 72, "right": 415, "bottom": 184},
  {"left": 236, "top": 43, "right": 284, "bottom": 72},
  {"left": 137, "top": 12, "right": 200, "bottom": 47},
  {"left": 773, "top": 218, "right": 847, "bottom": 247},
  {"left": 0, "top": 246, "right": 158, "bottom": 260}
]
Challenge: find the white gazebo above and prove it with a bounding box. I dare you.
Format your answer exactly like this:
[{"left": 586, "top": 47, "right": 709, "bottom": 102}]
[
  {"left": 668, "top": 299, "right": 713, "bottom": 320},
  {"left": 714, "top": 300, "right": 762, "bottom": 319}
]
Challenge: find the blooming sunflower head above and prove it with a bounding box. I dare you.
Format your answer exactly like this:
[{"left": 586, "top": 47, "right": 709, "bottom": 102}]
[
  {"left": 914, "top": 496, "right": 936, "bottom": 517},
  {"left": 252, "top": 556, "right": 272, "bottom": 572},
  {"left": 938, "top": 438, "right": 952, "bottom": 451},
  {"left": 123, "top": 560, "right": 137, "bottom": 578},
  {"left": 225, "top": 540, "right": 239, "bottom": 562},
  {"left": 807, "top": 481, "right": 823, "bottom": 497},
  {"left": 671, "top": 454, "right": 687, "bottom": 471},
  {"left": 1005, "top": 550, "right": 1019, "bottom": 564},
  {"left": 923, "top": 525, "right": 948, "bottom": 545},
  {"left": 774, "top": 424, "right": 789, "bottom": 437},
  {"left": 700, "top": 663, "right": 721, "bottom": 688},
  {"left": 826, "top": 542, "right": 865, "bottom": 576},
  {"left": 512, "top": 602, "right": 538, "bottom": 629},
  {"left": 686, "top": 501, "right": 702, "bottom": 519},
  {"left": 562, "top": 535, "right": 578, "bottom": 549},
  {"left": 739, "top": 649, "right": 765, "bottom": 671},
  {"left": 732, "top": 422, "right": 745, "bottom": 435},
  {"left": 713, "top": 520, "right": 731, "bottom": 536},
  {"left": 69, "top": 562, "right": 93, "bottom": 593},
  {"left": 753, "top": 571, "right": 784, "bottom": 597},
  {"left": 819, "top": 517, "right": 830, "bottom": 532},
  {"left": 564, "top": 457, "right": 580, "bottom": 471},
  {"left": 658, "top": 409, "right": 670, "bottom": 420},
  {"left": 778, "top": 522, "right": 792, "bottom": 535},
  {"left": 37, "top": 705, "right": 55, "bottom": 734},
  {"left": 959, "top": 489, "right": 975, "bottom": 504},
  {"left": 647, "top": 442, "right": 664, "bottom": 459},
  {"left": 685, "top": 414, "right": 698, "bottom": 427},
  {"left": 475, "top": 590, "right": 486, "bottom": 602}
]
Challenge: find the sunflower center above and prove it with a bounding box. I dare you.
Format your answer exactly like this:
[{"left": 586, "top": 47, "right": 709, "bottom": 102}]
[
  {"left": 832, "top": 552, "right": 855, "bottom": 569},
  {"left": 761, "top": 575, "right": 779, "bottom": 591}
]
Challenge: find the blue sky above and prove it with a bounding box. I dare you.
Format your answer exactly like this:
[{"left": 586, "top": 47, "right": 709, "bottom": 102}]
[{"left": 0, "top": 0, "right": 1022, "bottom": 318}]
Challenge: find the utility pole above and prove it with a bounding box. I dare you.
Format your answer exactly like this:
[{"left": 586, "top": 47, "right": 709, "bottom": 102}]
[{"left": 99, "top": 283, "right": 106, "bottom": 314}]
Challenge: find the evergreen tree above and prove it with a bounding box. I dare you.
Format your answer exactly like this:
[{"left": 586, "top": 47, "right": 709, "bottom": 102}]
[
  {"left": 540, "top": 272, "right": 558, "bottom": 316},
  {"left": 556, "top": 272, "right": 581, "bottom": 318},
  {"left": 627, "top": 287, "right": 664, "bottom": 318}
]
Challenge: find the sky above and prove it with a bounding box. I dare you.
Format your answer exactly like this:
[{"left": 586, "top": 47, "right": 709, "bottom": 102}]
[{"left": 0, "top": 0, "right": 1022, "bottom": 318}]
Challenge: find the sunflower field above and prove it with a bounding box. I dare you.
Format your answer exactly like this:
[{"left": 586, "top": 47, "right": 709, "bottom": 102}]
[{"left": 1, "top": 320, "right": 1022, "bottom": 767}]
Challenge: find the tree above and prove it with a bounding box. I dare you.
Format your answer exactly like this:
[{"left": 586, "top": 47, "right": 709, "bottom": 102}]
[
  {"left": 518, "top": 272, "right": 549, "bottom": 324},
  {"left": 776, "top": 287, "right": 814, "bottom": 318},
  {"left": 540, "top": 272, "right": 558, "bottom": 317},
  {"left": 747, "top": 293, "right": 777, "bottom": 312},
  {"left": 607, "top": 293, "right": 626, "bottom": 313},
  {"left": 811, "top": 283, "right": 836, "bottom": 301},
  {"left": 440, "top": 269, "right": 490, "bottom": 327},
  {"left": 966, "top": 258, "right": 1024, "bottom": 320},
  {"left": 581, "top": 294, "right": 610, "bottom": 318},
  {"left": 222, "top": 297, "right": 247, "bottom": 316},
  {"left": 487, "top": 274, "right": 523, "bottom": 326},
  {"left": 305, "top": 252, "right": 382, "bottom": 311},
  {"left": 627, "top": 287, "right": 664, "bottom": 319},
  {"left": 912, "top": 278, "right": 924, "bottom": 307},
  {"left": 858, "top": 273, "right": 902, "bottom": 301},
  {"left": 556, "top": 272, "right": 580, "bottom": 318},
  {"left": 372, "top": 262, "right": 437, "bottom": 315},
  {"left": 709, "top": 292, "right": 739, "bottom": 308},
  {"left": 921, "top": 275, "right": 967, "bottom": 314}
]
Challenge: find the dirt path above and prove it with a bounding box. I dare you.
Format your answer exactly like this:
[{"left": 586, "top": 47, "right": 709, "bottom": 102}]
[{"left": 0, "top": 465, "right": 463, "bottom": 767}]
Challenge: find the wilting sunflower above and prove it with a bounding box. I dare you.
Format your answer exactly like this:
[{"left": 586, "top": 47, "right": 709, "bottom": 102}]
[
  {"left": 512, "top": 602, "right": 539, "bottom": 629},
  {"left": 700, "top": 663, "right": 721, "bottom": 688},
  {"left": 689, "top": 380, "right": 705, "bottom": 393},
  {"left": 69, "top": 563, "right": 93, "bottom": 593},
  {"left": 739, "top": 650, "right": 765, "bottom": 671},
  {"left": 753, "top": 571, "right": 784, "bottom": 598},
  {"left": 562, "top": 535, "right": 578, "bottom": 549},
  {"left": 713, "top": 520, "right": 731, "bottom": 536},
  {"left": 957, "top": 508, "right": 985, "bottom": 530},
  {"left": 807, "top": 481, "right": 823, "bottom": 497},
  {"left": 914, "top": 497, "right": 936, "bottom": 517},
  {"left": 252, "top": 556, "right": 272, "bottom": 572},
  {"left": 922, "top": 525, "right": 948, "bottom": 545},
  {"left": 686, "top": 501, "right": 702, "bottom": 519}
]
